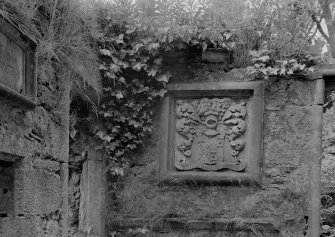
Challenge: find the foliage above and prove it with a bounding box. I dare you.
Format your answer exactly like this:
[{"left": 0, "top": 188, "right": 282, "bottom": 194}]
[
  {"left": 246, "top": 49, "right": 317, "bottom": 80},
  {"left": 83, "top": 0, "right": 327, "bottom": 174},
  {"left": 290, "top": 0, "right": 335, "bottom": 59},
  {"left": 93, "top": 16, "right": 170, "bottom": 172}
]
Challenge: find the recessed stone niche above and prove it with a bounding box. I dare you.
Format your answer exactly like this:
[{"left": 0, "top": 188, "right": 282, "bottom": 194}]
[
  {"left": 0, "top": 152, "right": 22, "bottom": 219},
  {"left": 159, "top": 81, "right": 264, "bottom": 183},
  {"left": 0, "top": 161, "right": 14, "bottom": 218}
]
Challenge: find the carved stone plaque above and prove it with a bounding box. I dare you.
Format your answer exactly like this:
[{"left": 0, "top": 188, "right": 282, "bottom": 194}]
[
  {"left": 0, "top": 31, "right": 25, "bottom": 93},
  {"left": 175, "top": 98, "right": 247, "bottom": 172},
  {"left": 0, "top": 15, "right": 37, "bottom": 106},
  {"left": 159, "top": 82, "right": 264, "bottom": 184}
]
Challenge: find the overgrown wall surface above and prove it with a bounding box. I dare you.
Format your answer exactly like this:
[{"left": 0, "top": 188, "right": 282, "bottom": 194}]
[
  {"left": 321, "top": 84, "right": 335, "bottom": 233},
  {"left": 109, "top": 58, "right": 319, "bottom": 237},
  {"left": 0, "top": 79, "right": 69, "bottom": 236}
]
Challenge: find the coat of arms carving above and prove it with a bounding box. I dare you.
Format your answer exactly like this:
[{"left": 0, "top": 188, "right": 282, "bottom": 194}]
[{"left": 175, "top": 98, "right": 247, "bottom": 172}]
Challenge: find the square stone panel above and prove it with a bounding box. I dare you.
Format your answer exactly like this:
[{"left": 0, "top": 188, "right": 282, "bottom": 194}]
[
  {"left": 159, "top": 81, "right": 264, "bottom": 184},
  {"left": 0, "top": 16, "right": 37, "bottom": 106}
]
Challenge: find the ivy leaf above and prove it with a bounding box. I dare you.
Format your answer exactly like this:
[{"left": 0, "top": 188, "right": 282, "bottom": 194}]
[
  {"left": 133, "top": 62, "right": 146, "bottom": 71},
  {"left": 127, "top": 144, "right": 137, "bottom": 150},
  {"left": 100, "top": 49, "right": 112, "bottom": 56},
  {"left": 106, "top": 72, "right": 116, "bottom": 79},
  {"left": 202, "top": 43, "right": 208, "bottom": 51},
  {"left": 221, "top": 42, "right": 227, "bottom": 49},
  {"left": 104, "top": 112, "right": 113, "bottom": 117},
  {"left": 110, "top": 167, "right": 124, "bottom": 176},
  {"left": 124, "top": 132, "right": 136, "bottom": 139},
  {"left": 119, "top": 77, "right": 126, "bottom": 84},
  {"left": 223, "top": 32, "right": 232, "bottom": 40},
  {"left": 110, "top": 64, "right": 121, "bottom": 73},
  {"left": 157, "top": 89, "right": 167, "bottom": 97},
  {"left": 116, "top": 38, "right": 124, "bottom": 44},
  {"left": 112, "top": 126, "right": 120, "bottom": 133},
  {"left": 176, "top": 41, "right": 185, "bottom": 49},
  {"left": 121, "top": 61, "right": 129, "bottom": 69},
  {"left": 70, "top": 128, "right": 77, "bottom": 139},
  {"left": 137, "top": 87, "right": 149, "bottom": 93},
  {"left": 115, "top": 92, "right": 124, "bottom": 99},
  {"left": 126, "top": 28, "right": 136, "bottom": 34},
  {"left": 168, "top": 34, "right": 174, "bottom": 43},
  {"left": 103, "top": 135, "right": 113, "bottom": 142},
  {"left": 227, "top": 42, "right": 236, "bottom": 49},
  {"left": 148, "top": 66, "right": 158, "bottom": 77},
  {"left": 280, "top": 67, "right": 286, "bottom": 75},
  {"left": 143, "top": 126, "right": 152, "bottom": 132},
  {"left": 133, "top": 43, "right": 144, "bottom": 52},
  {"left": 258, "top": 56, "right": 269, "bottom": 62},
  {"left": 141, "top": 38, "right": 153, "bottom": 45},
  {"left": 154, "top": 57, "right": 163, "bottom": 65},
  {"left": 96, "top": 131, "right": 104, "bottom": 139},
  {"left": 157, "top": 74, "right": 171, "bottom": 83},
  {"left": 260, "top": 68, "right": 268, "bottom": 75},
  {"left": 268, "top": 67, "right": 279, "bottom": 75}
]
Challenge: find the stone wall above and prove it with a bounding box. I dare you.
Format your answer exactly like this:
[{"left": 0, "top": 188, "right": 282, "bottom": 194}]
[
  {"left": 321, "top": 80, "right": 335, "bottom": 236},
  {"left": 108, "top": 52, "right": 321, "bottom": 236},
  {"left": 0, "top": 77, "right": 69, "bottom": 236}
]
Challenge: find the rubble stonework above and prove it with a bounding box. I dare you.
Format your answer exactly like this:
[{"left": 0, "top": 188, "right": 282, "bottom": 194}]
[
  {"left": 0, "top": 26, "right": 69, "bottom": 236},
  {"left": 0, "top": 87, "right": 69, "bottom": 237}
]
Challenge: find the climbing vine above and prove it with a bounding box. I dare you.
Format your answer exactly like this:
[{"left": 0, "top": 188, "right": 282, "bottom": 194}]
[{"left": 93, "top": 17, "right": 236, "bottom": 174}]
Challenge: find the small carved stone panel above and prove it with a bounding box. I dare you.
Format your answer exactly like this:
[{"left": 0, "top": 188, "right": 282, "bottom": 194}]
[
  {"left": 0, "top": 32, "right": 25, "bottom": 93},
  {"left": 175, "top": 98, "right": 247, "bottom": 172},
  {"left": 0, "top": 16, "right": 37, "bottom": 106}
]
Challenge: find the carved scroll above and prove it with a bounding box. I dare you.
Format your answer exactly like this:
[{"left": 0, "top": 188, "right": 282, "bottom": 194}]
[{"left": 175, "top": 98, "right": 247, "bottom": 172}]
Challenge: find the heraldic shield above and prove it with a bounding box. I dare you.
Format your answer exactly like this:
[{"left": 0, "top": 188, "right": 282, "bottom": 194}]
[{"left": 174, "top": 98, "right": 247, "bottom": 172}]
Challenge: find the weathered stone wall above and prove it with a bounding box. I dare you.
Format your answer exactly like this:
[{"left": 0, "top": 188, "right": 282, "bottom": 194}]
[
  {"left": 0, "top": 76, "right": 69, "bottom": 236},
  {"left": 321, "top": 82, "right": 335, "bottom": 235},
  {"left": 108, "top": 52, "right": 319, "bottom": 237}
]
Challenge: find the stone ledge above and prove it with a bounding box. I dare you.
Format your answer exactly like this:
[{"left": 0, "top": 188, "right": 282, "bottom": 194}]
[{"left": 111, "top": 218, "right": 279, "bottom": 234}]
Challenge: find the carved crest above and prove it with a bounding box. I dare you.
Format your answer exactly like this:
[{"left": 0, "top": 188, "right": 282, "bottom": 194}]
[{"left": 175, "top": 98, "right": 247, "bottom": 172}]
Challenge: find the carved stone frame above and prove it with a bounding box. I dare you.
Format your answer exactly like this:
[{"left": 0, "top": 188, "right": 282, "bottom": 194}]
[
  {"left": 159, "top": 81, "right": 264, "bottom": 184},
  {"left": 0, "top": 15, "right": 37, "bottom": 107}
]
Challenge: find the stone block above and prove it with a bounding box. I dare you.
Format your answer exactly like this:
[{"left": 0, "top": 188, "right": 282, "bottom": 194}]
[
  {"left": 264, "top": 78, "right": 314, "bottom": 110},
  {"left": 14, "top": 168, "right": 62, "bottom": 216},
  {"left": 79, "top": 149, "right": 107, "bottom": 236},
  {"left": 202, "top": 50, "right": 230, "bottom": 64},
  {"left": 0, "top": 214, "right": 62, "bottom": 237},
  {"left": 0, "top": 103, "right": 68, "bottom": 162}
]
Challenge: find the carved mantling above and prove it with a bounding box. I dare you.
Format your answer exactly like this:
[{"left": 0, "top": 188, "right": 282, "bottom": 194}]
[{"left": 175, "top": 98, "right": 247, "bottom": 172}]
